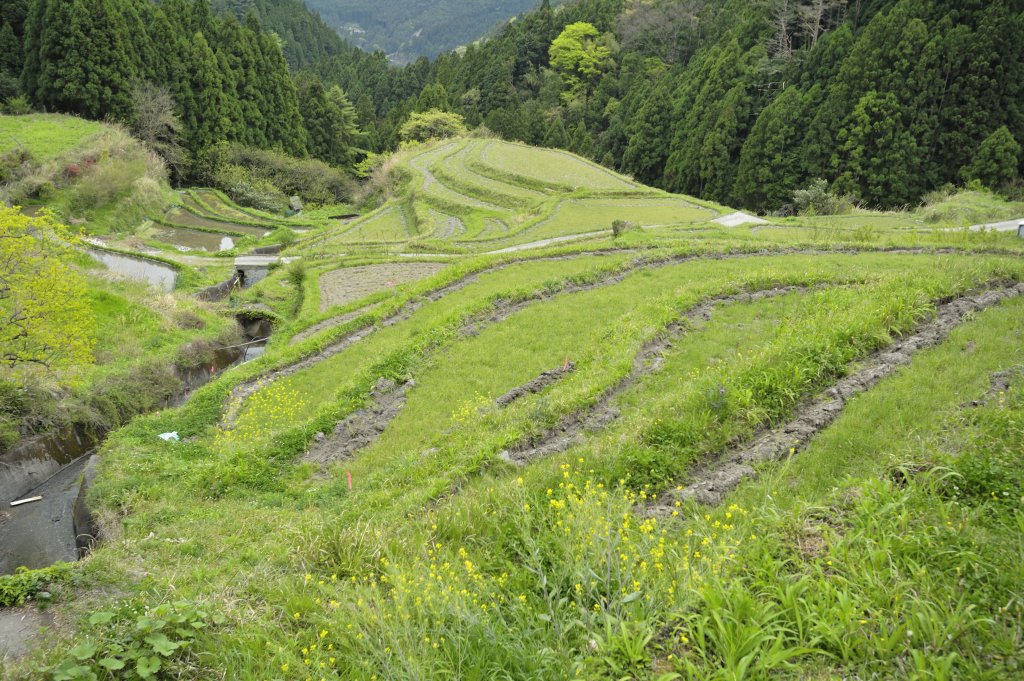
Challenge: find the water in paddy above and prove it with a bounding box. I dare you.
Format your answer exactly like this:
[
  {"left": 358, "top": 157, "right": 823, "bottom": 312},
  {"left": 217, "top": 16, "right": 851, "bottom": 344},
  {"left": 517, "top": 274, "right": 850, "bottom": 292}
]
[
  {"left": 149, "top": 224, "right": 235, "bottom": 252},
  {"left": 88, "top": 249, "right": 178, "bottom": 291}
]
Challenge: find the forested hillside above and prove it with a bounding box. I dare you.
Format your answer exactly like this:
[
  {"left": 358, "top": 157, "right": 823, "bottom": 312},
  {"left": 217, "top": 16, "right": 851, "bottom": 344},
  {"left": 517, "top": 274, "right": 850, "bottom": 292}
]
[
  {"left": 209, "top": 0, "right": 352, "bottom": 67},
  {"left": 316, "top": 0, "right": 1024, "bottom": 211},
  {"left": 1, "top": 0, "right": 363, "bottom": 190},
  {"left": 303, "top": 0, "right": 560, "bottom": 63},
  {"left": 3, "top": 0, "right": 1022, "bottom": 211}
]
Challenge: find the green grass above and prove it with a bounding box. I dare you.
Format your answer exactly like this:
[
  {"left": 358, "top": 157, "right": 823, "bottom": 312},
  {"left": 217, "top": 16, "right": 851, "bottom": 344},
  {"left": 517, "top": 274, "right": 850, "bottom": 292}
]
[
  {"left": 658, "top": 296, "right": 1024, "bottom": 679},
  {"left": 329, "top": 206, "right": 413, "bottom": 244},
  {"left": 521, "top": 197, "right": 714, "bottom": 241},
  {"left": 432, "top": 140, "right": 547, "bottom": 207},
  {"left": 916, "top": 188, "right": 1024, "bottom": 227},
  {"left": 13, "top": 130, "right": 1024, "bottom": 680},
  {"left": 0, "top": 113, "right": 104, "bottom": 160},
  {"left": 478, "top": 139, "right": 639, "bottom": 191},
  {"left": 230, "top": 253, "right": 631, "bottom": 430},
  {"left": 21, "top": 250, "right": 1015, "bottom": 680}
]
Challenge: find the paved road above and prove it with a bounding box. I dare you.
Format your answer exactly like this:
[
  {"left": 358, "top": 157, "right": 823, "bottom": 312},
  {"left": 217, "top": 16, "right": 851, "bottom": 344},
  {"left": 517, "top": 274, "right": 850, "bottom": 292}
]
[{"left": 968, "top": 217, "right": 1024, "bottom": 232}]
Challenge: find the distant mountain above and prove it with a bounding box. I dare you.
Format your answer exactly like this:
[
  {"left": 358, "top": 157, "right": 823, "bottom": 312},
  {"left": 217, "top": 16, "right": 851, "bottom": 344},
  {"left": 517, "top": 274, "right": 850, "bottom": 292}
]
[{"left": 303, "top": 0, "right": 557, "bottom": 63}]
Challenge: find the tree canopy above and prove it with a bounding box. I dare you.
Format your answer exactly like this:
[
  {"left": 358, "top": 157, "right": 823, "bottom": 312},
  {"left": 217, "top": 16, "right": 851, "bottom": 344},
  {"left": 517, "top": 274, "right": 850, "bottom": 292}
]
[
  {"left": 399, "top": 109, "right": 468, "bottom": 144},
  {"left": 0, "top": 207, "right": 94, "bottom": 372}
]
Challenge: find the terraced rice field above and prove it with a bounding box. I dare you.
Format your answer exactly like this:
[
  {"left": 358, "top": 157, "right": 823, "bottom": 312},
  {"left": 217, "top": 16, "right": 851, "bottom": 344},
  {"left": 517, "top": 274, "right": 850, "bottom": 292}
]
[
  {"left": 318, "top": 261, "right": 449, "bottom": 311},
  {"left": 144, "top": 223, "right": 236, "bottom": 252},
  {"left": 189, "top": 189, "right": 282, "bottom": 225},
  {"left": 301, "top": 138, "right": 712, "bottom": 254},
  {"left": 161, "top": 206, "right": 271, "bottom": 237},
  {"left": 327, "top": 206, "right": 414, "bottom": 244},
  {"left": 20, "top": 138, "right": 1024, "bottom": 680},
  {"left": 477, "top": 140, "right": 639, "bottom": 191},
  {"left": 524, "top": 197, "right": 714, "bottom": 240}
]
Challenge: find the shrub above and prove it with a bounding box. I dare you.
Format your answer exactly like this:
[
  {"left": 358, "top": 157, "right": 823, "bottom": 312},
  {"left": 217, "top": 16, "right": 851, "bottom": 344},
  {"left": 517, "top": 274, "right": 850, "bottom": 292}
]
[
  {"left": 201, "top": 143, "right": 355, "bottom": 208},
  {"left": 286, "top": 260, "right": 307, "bottom": 288},
  {"left": 0, "top": 563, "right": 72, "bottom": 607},
  {"left": 49, "top": 599, "right": 224, "bottom": 680},
  {"left": 0, "top": 146, "right": 32, "bottom": 184},
  {"left": 399, "top": 109, "right": 468, "bottom": 144},
  {"left": 355, "top": 153, "right": 412, "bottom": 209},
  {"left": 272, "top": 229, "right": 297, "bottom": 247},
  {"left": 211, "top": 163, "right": 288, "bottom": 213},
  {"left": 611, "top": 219, "right": 640, "bottom": 237},
  {"left": 792, "top": 178, "right": 854, "bottom": 216},
  {"left": 2, "top": 95, "right": 32, "bottom": 115}
]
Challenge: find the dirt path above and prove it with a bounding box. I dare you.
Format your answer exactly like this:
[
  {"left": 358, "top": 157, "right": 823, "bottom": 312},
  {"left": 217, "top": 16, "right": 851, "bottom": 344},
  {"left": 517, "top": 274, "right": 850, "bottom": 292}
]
[
  {"left": 480, "top": 219, "right": 716, "bottom": 255},
  {"left": 498, "top": 286, "right": 814, "bottom": 465},
  {"left": 496, "top": 363, "right": 575, "bottom": 407},
  {"left": 485, "top": 230, "right": 606, "bottom": 254},
  {"left": 0, "top": 608, "right": 53, "bottom": 662},
  {"left": 644, "top": 282, "right": 1024, "bottom": 515},
  {"left": 713, "top": 211, "right": 768, "bottom": 227}
]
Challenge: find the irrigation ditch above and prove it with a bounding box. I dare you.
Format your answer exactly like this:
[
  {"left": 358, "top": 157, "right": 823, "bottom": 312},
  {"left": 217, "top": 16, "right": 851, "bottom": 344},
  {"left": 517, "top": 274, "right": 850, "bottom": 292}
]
[{"left": 0, "top": 314, "right": 277, "bottom": 577}]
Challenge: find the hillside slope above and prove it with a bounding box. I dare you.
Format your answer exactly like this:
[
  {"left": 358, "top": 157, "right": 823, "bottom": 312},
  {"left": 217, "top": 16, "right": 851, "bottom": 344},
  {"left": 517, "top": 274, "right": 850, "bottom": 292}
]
[
  {"left": 316, "top": 0, "right": 1024, "bottom": 212},
  {"left": 4, "top": 128, "right": 1024, "bottom": 677},
  {"left": 300, "top": 137, "right": 724, "bottom": 255},
  {"left": 304, "top": 0, "right": 560, "bottom": 62}
]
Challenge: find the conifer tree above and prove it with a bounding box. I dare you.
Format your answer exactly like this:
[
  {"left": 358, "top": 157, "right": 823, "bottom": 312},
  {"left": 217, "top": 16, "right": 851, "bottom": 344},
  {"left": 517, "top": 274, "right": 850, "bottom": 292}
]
[
  {"left": 621, "top": 78, "right": 672, "bottom": 185},
  {"left": 734, "top": 86, "right": 810, "bottom": 212},
  {"left": 216, "top": 14, "right": 266, "bottom": 148},
  {"left": 182, "top": 31, "right": 229, "bottom": 151},
  {"left": 299, "top": 77, "right": 333, "bottom": 160},
  {"left": 961, "top": 126, "right": 1021, "bottom": 190},
  {"left": 543, "top": 117, "right": 568, "bottom": 149},
  {"left": 415, "top": 82, "right": 450, "bottom": 112},
  {"left": 570, "top": 121, "right": 594, "bottom": 158},
  {"left": 32, "top": 0, "right": 137, "bottom": 119},
  {"left": 325, "top": 85, "right": 363, "bottom": 166},
  {"left": 253, "top": 26, "right": 306, "bottom": 155},
  {"left": 834, "top": 90, "right": 919, "bottom": 207}
]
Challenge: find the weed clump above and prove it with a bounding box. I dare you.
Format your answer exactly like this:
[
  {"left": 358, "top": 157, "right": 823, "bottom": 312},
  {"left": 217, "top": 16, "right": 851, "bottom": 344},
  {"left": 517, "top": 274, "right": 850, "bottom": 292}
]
[
  {"left": 792, "top": 178, "right": 855, "bottom": 216},
  {"left": 0, "top": 563, "right": 72, "bottom": 607},
  {"left": 611, "top": 219, "right": 640, "bottom": 237}
]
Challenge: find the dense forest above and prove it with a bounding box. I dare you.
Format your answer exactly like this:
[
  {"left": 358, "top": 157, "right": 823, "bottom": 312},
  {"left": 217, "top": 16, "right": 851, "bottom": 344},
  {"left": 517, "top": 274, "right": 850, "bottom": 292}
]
[
  {"left": 2, "top": 0, "right": 1023, "bottom": 211},
  {"left": 0, "top": 0, "right": 362, "bottom": 185}
]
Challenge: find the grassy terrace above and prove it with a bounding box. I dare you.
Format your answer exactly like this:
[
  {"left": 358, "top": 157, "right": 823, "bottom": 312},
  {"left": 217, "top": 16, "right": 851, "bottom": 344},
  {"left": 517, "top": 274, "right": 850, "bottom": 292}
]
[
  {"left": 304, "top": 138, "right": 718, "bottom": 254},
  {"left": 5, "top": 134, "right": 1024, "bottom": 680}
]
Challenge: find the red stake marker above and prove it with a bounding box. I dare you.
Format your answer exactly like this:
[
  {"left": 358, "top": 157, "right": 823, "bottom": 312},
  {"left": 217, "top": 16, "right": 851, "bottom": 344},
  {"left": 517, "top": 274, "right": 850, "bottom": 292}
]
[
  {"left": 563, "top": 355, "right": 570, "bottom": 371},
  {"left": 347, "top": 471, "right": 353, "bottom": 490}
]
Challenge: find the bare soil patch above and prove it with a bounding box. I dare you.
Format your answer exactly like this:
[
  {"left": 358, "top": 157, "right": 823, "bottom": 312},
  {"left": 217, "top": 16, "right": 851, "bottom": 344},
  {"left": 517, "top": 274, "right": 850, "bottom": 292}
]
[
  {"left": 304, "top": 377, "right": 411, "bottom": 465},
  {"left": 496, "top": 363, "right": 576, "bottom": 407}
]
